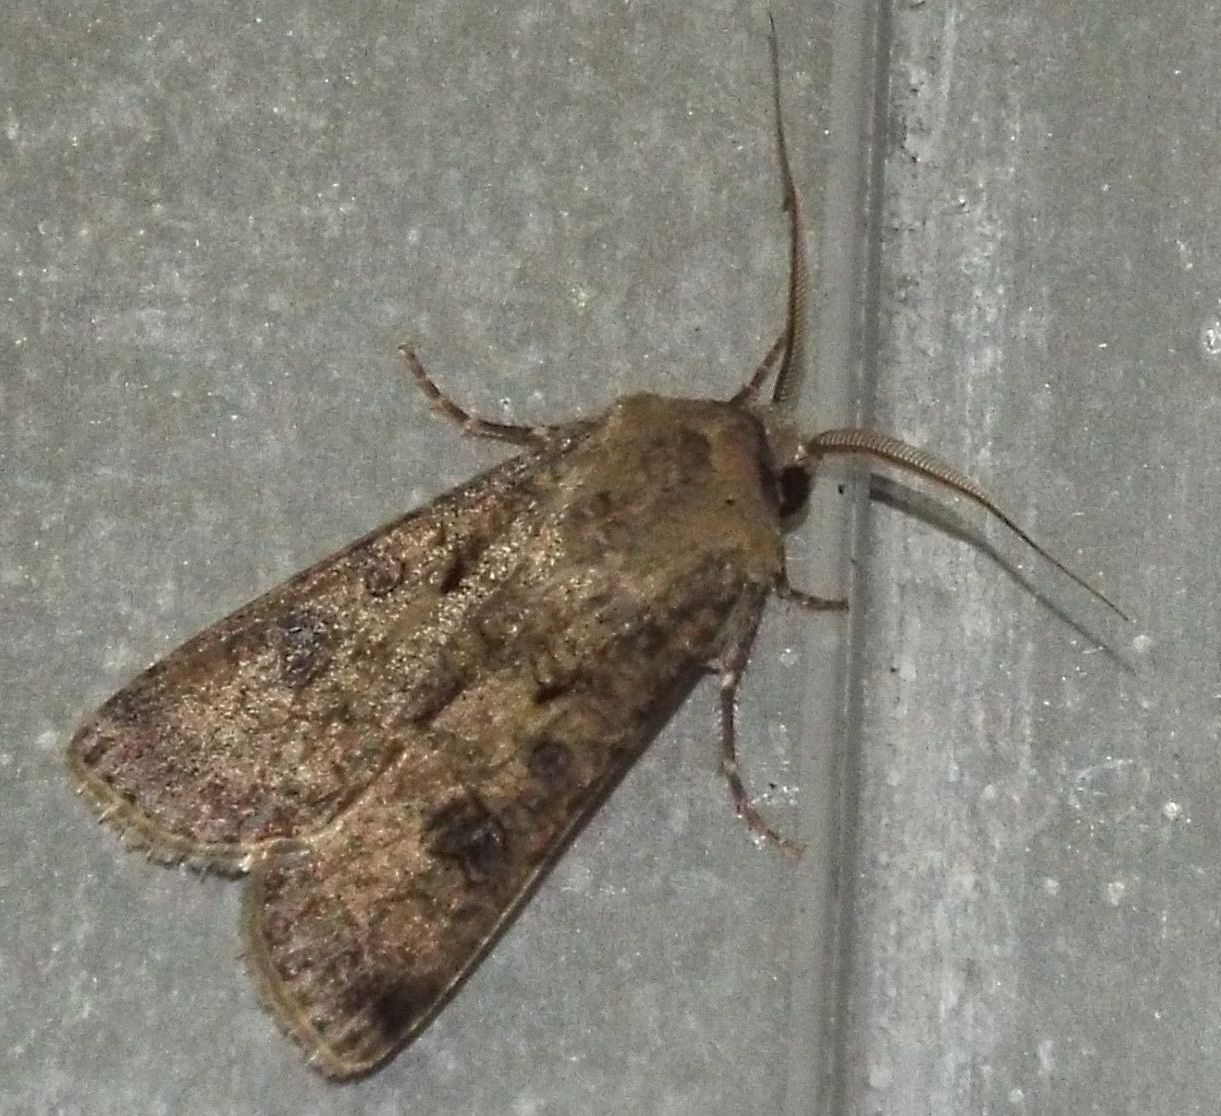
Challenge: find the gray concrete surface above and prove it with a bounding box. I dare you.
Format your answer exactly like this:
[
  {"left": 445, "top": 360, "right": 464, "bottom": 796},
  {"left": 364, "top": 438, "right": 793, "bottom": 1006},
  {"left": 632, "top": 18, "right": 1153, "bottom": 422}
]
[{"left": 3, "top": 1, "right": 1214, "bottom": 1114}]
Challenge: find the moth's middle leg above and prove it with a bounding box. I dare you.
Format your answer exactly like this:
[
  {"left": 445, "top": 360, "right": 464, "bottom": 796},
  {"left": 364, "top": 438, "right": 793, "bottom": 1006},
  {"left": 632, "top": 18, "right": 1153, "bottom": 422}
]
[{"left": 776, "top": 576, "right": 849, "bottom": 613}]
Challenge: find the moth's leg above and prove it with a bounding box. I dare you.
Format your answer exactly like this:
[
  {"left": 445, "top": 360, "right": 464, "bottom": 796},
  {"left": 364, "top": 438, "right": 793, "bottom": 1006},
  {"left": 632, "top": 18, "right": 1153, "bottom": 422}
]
[
  {"left": 776, "top": 575, "right": 849, "bottom": 613},
  {"left": 730, "top": 331, "right": 785, "bottom": 405},
  {"left": 712, "top": 589, "right": 802, "bottom": 857},
  {"left": 399, "top": 346, "right": 544, "bottom": 446}
]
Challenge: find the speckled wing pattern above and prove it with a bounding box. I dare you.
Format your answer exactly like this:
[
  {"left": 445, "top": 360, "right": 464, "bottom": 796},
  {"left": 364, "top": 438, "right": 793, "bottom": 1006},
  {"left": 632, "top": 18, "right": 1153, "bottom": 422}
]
[
  {"left": 70, "top": 432, "right": 586, "bottom": 867},
  {"left": 69, "top": 395, "right": 788, "bottom": 1077}
]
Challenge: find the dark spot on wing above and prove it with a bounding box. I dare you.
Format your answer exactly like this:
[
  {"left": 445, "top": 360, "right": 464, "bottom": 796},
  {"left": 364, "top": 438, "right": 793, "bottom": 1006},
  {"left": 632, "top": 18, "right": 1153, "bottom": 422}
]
[
  {"left": 436, "top": 550, "right": 466, "bottom": 595},
  {"left": 425, "top": 794, "right": 509, "bottom": 885},
  {"left": 361, "top": 553, "right": 406, "bottom": 598},
  {"left": 626, "top": 617, "right": 668, "bottom": 657},
  {"left": 564, "top": 489, "right": 614, "bottom": 531},
  {"left": 275, "top": 610, "right": 333, "bottom": 688},
  {"left": 518, "top": 737, "right": 583, "bottom": 817},
  {"left": 528, "top": 649, "right": 584, "bottom": 703},
  {"left": 527, "top": 738, "right": 573, "bottom": 785},
  {"left": 364, "top": 980, "right": 421, "bottom": 1036},
  {"left": 333, "top": 973, "right": 441, "bottom": 1054},
  {"left": 405, "top": 651, "right": 466, "bottom": 725},
  {"left": 531, "top": 677, "right": 569, "bottom": 703}
]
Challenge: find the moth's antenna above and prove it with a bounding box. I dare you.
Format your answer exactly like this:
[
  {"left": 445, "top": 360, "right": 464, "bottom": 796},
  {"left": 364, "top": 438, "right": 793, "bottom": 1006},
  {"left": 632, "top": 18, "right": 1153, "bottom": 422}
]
[
  {"left": 768, "top": 14, "right": 807, "bottom": 414},
  {"left": 808, "top": 428, "right": 1130, "bottom": 621}
]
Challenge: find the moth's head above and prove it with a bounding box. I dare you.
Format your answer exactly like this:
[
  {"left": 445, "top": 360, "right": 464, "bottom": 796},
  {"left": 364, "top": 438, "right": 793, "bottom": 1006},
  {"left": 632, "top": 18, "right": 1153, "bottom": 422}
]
[{"left": 756, "top": 410, "right": 815, "bottom": 523}]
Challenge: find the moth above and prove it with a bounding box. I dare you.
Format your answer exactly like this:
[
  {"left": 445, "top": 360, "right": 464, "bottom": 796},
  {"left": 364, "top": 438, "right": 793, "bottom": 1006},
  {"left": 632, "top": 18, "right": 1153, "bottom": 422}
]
[{"left": 68, "top": 23, "right": 1123, "bottom": 1079}]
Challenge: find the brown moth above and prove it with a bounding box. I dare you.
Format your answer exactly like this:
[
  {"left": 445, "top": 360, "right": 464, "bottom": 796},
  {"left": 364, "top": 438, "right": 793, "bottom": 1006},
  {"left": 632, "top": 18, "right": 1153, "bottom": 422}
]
[{"left": 68, "top": 23, "right": 1123, "bottom": 1079}]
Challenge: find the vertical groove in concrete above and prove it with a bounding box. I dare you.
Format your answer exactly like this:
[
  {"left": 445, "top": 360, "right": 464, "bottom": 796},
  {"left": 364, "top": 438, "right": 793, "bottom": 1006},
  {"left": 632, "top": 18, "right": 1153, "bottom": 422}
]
[
  {"left": 779, "top": 0, "right": 894, "bottom": 1113},
  {"left": 821, "top": 3, "right": 897, "bottom": 1113}
]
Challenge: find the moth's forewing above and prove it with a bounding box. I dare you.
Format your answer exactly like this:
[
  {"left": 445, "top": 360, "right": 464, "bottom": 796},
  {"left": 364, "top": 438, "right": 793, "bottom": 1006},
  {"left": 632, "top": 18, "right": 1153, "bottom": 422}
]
[
  {"left": 68, "top": 438, "right": 588, "bottom": 867},
  {"left": 70, "top": 394, "right": 788, "bottom": 1076},
  {"left": 239, "top": 395, "right": 788, "bottom": 1076}
]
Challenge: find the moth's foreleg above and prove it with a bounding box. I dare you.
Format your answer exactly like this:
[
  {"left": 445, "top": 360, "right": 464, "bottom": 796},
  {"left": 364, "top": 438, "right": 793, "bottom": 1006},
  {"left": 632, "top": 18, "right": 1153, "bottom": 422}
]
[{"left": 398, "top": 346, "right": 545, "bottom": 445}]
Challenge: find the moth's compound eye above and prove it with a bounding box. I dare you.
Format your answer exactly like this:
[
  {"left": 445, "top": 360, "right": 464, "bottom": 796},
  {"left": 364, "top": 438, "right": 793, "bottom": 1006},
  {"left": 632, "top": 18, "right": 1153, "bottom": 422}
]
[{"left": 777, "top": 465, "right": 811, "bottom": 518}]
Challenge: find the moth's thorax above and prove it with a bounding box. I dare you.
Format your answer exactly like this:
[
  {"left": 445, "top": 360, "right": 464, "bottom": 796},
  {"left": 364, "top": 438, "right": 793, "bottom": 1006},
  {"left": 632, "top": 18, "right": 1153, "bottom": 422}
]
[{"left": 550, "top": 392, "right": 786, "bottom": 585}]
